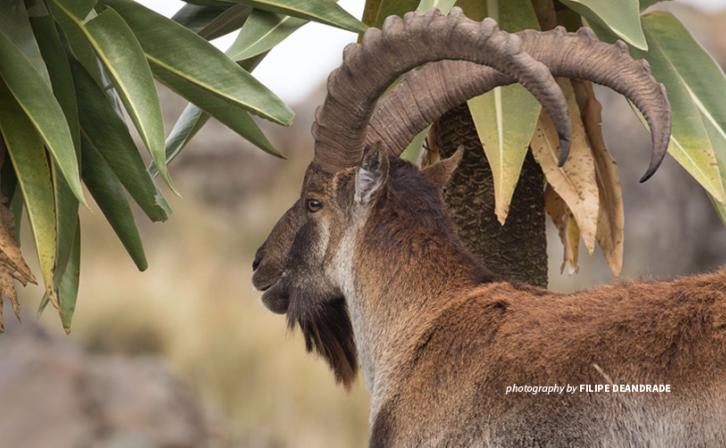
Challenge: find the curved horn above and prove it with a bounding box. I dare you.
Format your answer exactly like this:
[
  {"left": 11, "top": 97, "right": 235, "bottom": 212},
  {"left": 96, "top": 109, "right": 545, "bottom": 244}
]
[
  {"left": 367, "top": 26, "right": 672, "bottom": 182},
  {"left": 312, "top": 8, "right": 573, "bottom": 173}
]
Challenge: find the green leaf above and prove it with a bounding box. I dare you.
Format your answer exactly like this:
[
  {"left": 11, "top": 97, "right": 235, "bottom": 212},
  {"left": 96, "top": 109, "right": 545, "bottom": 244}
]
[
  {"left": 628, "top": 13, "right": 726, "bottom": 202},
  {"left": 29, "top": 8, "right": 81, "bottom": 150},
  {"left": 454, "top": 0, "right": 487, "bottom": 21},
  {"left": 71, "top": 60, "right": 171, "bottom": 222},
  {"left": 643, "top": 12, "right": 726, "bottom": 171},
  {"left": 361, "top": 0, "right": 382, "bottom": 26},
  {"left": 48, "top": 1, "right": 103, "bottom": 85},
  {"left": 236, "top": 0, "right": 366, "bottom": 33},
  {"left": 164, "top": 106, "right": 212, "bottom": 168},
  {"left": 416, "top": 0, "right": 456, "bottom": 13},
  {"left": 81, "top": 134, "right": 148, "bottom": 271},
  {"left": 85, "top": 7, "right": 169, "bottom": 188},
  {"left": 226, "top": 9, "right": 306, "bottom": 61},
  {"left": 55, "top": 219, "right": 80, "bottom": 332},
  {"left": 162, "top": 53, "right": 277, "bottom": 164},
  {"left": 0, "top": 27, "right": 85, "bottom": 205},
  {"left": 640, "top": 0, "right": 670, "bottom": 12},
  {"left": 0, "top": 153, "right": 19, "bottom": 203},
  {"left": 712, "top": 195, "right": 726, "bottom": 227},
  {"left": 181, "top": 0, "right": 232, "bottom": 6},
  {"left": 198, "top": 4, "right": 252, "bottom": 40},
  {"left": 30, "top": 10, "right": 82, "bottom": 276},
  {"left": 161, "top": 8, "right": 309, "bottom": 160},
  {"left": 106, "top": 0, "right": 293, "bottom": 126},
  {"left": 0, "top": 0, "right": 51, "bottom": 85},
  {"left": 400, "top": 125, "right": 429, "bottom": 163},
  {"left": 560, "top": 0, "right": 647, "bottom": 50},
  {"left": 0, "top": 80, "right": 59, "bottom": 308},
  {"left": 154, "top": 67, "right": 281, "bottom": 157},
  {"left": 369, "top": 0, "right": 418, "bottom": 28},
  {"left": 465, "top": 0, "right": 542, "bottom": 225},
  {"left": 172, "top": 3, "right": 230, "bottom": 32},
  {"left": 52, "top": 2, "right": 173, "bottom": 191}
]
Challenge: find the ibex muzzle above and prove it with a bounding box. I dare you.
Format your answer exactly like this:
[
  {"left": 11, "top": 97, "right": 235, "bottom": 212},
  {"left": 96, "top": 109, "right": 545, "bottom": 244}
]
[{"left": 252, "top": 9, "right": 726, "bottom": 447}]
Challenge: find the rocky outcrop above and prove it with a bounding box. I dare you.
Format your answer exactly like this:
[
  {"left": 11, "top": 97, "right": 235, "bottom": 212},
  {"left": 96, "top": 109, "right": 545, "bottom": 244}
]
[{"left": 0, "top": 320, "right": 228, "bottom": 448}]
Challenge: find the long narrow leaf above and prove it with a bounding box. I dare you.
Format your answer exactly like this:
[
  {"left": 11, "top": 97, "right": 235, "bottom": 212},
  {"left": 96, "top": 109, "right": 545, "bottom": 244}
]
[
  {"left": 106, "top": 0, "right": 293, "bottom": 126},
  {"left": 640, "top": 0, "right": 670, "bottom": 12},
  {"left": 237, "top": 0, "right": 365, "bottom": 33},
  {"left": 0, "top": 81, "right": 58, "bottom": 309},
  {"left": 198, "top": 4, "right": 252, "bottom": 39},
  {"left": 81, "top": 135, "right": 148, "bottom": 271},
  {"left": 57, "top": 220, "right": 80, "bottom": 332},
  {"left": 163, "top": 55, "right": 277, "bottom": 164},
  {"left": 181, "top": 0, "right": 231, "bottom": 6},
  {"left": 29, "top": 8, "right": 80, "bottom": 149},
  {"left": 154, "top": 68, "right": 279, "bottom": 157},
  {"left": 465, "top": 0, "right": 542, "bottom": 224},
  {"left": 635, "top": 16, "right": 726, "bottom": 202},
  {"left": 172, "top": 3, "right": 229, "bottom": 32},
  {"left": 0, "top": 28, "right": 84, "bottom": 205},
  {"left": 643, "top": 12, "right": 726, "bottom": 173},
  {"left": 369, "top": 0, "right": 418, "bottom": 28},
  {"left": 84, "top": 7, "right": 169, "bottom": 187},
  {"left": 560, "top": 0, "right": 647, "bottom": 50},
  {"left": 416, "top": 0, "right": 456, "bottom": 12},
  {"left": 39, "top": 219, "right": 80, "bottom": 331},
  {"left": 361, "top": 0, "right": 382, "bottom": 26},
  {"left": 47, "top": 0, "right": 103, "bottom": 84},
  {"left": 0, "top": 0, "right": 51, "bottom": 85},
  {"left": 226, "top": 9, "right": 306, "bottom": 61},
  {"left": 590, "top": 15, "right": 726, "bottom": 204},
  {"left": 51, "top": 1, "right": 172, "bottom": 190},
  {"left": 71, "top": 60, "right": 170, "bottom": 222},
  {"left": 30, "top": 10, "right": 81, "bottom": 276},
  {"left": 164, "top": 106, "right": 213, "bottom": 168}
]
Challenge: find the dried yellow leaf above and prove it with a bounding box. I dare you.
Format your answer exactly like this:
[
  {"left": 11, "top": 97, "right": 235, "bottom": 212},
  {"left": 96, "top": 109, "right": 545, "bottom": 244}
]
[
  {"left": 573, "top": 81, "right": 625, "bottom": 276},
  {"left": 545, "top": 185, "right": 580, "bottom": 274},
  {"left": 0, "top": 193, "right": 36, "bottom": 329},
  {"left": 531, "top": 79, "right": 599, "bottom": 254}
]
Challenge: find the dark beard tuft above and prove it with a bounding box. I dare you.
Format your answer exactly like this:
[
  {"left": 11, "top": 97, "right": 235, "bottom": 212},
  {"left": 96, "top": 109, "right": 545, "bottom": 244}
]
[{"left": 287, "top": 296, "right": 358, "bottom": 388}]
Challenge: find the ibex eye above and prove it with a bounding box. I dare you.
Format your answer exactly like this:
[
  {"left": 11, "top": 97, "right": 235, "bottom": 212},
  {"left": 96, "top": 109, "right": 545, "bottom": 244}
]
[{"left": 306, "top": 198, "right": 323, "bottom": 213}]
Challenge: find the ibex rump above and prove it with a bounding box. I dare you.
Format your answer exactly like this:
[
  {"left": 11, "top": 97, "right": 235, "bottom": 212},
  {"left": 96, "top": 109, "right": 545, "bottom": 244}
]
[{"left": 252, "top": 8, "right": 726, "bottom": 447}]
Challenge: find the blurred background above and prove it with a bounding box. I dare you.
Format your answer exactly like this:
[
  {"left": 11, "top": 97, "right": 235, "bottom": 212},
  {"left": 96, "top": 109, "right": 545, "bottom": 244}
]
[{"left": 2, "top": 1, "right": 726, "bottom": 447}]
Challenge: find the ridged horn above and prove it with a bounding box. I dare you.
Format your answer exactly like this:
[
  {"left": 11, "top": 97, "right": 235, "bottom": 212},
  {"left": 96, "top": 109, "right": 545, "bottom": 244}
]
[
  {"left": 311, "top": 8, "right": 572, "bottom": 173},
  {"left": 367, "top": 26, "right": 672, "bottom": 182}
]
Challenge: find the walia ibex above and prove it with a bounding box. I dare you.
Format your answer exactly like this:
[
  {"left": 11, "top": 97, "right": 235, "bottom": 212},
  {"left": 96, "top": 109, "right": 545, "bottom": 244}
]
[{"left": 252, "top": 8, "right": 726, "bottom": 447}]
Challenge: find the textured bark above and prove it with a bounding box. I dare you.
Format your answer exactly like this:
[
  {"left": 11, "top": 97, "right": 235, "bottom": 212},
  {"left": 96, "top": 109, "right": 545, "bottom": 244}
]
[{"left": 434, "top": 104, "right": 548, "bottom": 287}]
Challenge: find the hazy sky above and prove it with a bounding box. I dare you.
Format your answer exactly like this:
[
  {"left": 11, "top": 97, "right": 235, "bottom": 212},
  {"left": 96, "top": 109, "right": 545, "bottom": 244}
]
[{"left": 138, "top": 0, "right": 725, "bottom": 104}]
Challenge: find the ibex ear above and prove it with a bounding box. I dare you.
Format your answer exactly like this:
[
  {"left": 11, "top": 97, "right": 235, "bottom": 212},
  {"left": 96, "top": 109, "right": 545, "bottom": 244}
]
[
  {"left": 421, "top": 145, "right": 464, "bottom": 189},
  {"left": 355, "top": 142, "right": 389, "bottom": 205}
]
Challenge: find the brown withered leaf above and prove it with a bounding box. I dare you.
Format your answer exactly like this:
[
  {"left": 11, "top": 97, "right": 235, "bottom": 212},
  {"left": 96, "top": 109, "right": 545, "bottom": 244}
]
[
  {"left": 531, "top": 79, "right": 599, "bottom": 254},
  {"left": 0, "top": 193, "right": 36, "bottom": 330},
  {"left": 545, "top": 185, "right": 580, "bottom": 274},
  {"left": 572, "top": 81, "right": 624, "bottom": 276},
  {"left": 0, "top": 195, "right": 34, "bottom": 286}
]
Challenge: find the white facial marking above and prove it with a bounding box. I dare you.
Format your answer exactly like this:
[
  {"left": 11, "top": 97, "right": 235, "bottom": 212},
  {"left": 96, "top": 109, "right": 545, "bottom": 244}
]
[{"left": 331, "top": 208, "right": 375, "bottom": 392}]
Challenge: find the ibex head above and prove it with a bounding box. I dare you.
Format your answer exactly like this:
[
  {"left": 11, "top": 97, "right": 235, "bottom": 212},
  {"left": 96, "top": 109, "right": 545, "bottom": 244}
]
[{"left": 252, "top": 8, "right": 671, "bottom": 387}]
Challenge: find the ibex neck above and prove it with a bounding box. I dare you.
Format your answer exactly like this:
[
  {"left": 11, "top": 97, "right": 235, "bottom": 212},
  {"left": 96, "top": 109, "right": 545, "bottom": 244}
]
[{"left": 338, "top": 208, "right": 490, "bottom": 410}]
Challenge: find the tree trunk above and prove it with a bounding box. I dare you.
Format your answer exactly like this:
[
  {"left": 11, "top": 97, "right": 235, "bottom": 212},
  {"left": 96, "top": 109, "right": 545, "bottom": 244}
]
[{"left": 434, "top": 104, "right": 548, "bottom": 287}]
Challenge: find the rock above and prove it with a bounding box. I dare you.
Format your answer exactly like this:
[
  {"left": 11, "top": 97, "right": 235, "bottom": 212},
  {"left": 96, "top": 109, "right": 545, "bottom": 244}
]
[{"left": 0, "top": 318, "right": 228, "bottom": 448}]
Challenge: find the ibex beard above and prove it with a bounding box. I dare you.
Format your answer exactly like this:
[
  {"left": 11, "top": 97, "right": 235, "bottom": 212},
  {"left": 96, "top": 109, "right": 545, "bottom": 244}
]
[{"left": 251, "top": 8, "right": 725, "bottom": 448}]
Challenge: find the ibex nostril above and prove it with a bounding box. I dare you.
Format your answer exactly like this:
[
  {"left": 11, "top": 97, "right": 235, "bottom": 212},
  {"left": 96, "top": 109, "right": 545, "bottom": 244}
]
[{"left": 252, "top": 250, "right": 263, "bottom": 271}]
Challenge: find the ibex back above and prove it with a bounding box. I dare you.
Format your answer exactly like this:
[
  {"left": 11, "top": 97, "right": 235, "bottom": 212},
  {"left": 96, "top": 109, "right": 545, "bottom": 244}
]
[{"left": 252, "top": 8, "right": 725, "bottom": 447}]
